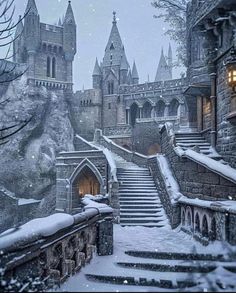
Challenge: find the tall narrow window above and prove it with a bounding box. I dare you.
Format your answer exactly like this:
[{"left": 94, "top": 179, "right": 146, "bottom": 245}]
[
  {"left": 110, "top": 81, "right": 114, "bottom": 94},
  {"left": 52, "top": 57, "right": 56, "bottom": 78},
  {"left": 47, "top": 56, "right": 51, "bottom": 77}
]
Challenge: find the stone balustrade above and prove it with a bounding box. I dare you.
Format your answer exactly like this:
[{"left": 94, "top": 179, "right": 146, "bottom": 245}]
[{"left": 0, "top": 199, "right": 113, "bottom": 292}]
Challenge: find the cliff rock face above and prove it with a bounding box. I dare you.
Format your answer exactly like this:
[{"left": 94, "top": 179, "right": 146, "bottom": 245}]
[{"left": 0, "top": 76, "right": 74, "bottom": 203}]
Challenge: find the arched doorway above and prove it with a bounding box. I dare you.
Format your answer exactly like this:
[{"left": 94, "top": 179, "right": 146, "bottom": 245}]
[
  {"left": 74, "top": 166, "right": 100, "bottom": 197},
  {"left": 143, "top": 101, "right": 152, "bottom": 118},
  {"left": 147, "top": 143, "right": 161, "bottom": 155},
  {"left": 202, "top": 215, "right": 209, "bottom": 238},
  {"left": 156, "top": 100, "right": 165, "bottom": 117},
  {"left": 169, "top": 99, "right": 180, "bottom": 116},
  {"left": 130, "top": 103, "right": 139, "bottom": 127}
]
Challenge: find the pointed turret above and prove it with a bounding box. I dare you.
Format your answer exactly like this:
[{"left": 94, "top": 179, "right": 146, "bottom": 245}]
[
  {"left": 155, "top": 48, "right": 172, "bottom": 82},
  {"left": 58, "top": 17, "right": 62, "bottom": 26},
  {"left": 120, "top": 53, "right": 129, "bottom": 84},
  {"left": 132, "top": 61, "right": 139, "bottom": 85},
  {"left": 26, "top": 0, "right": 38, "bottom": 15},
  {"left": 15, "top": 15, "right": 23, "bottom": 38},
  {"left": 63, "top": 1, "right": 77, "bottom": 62},
  {"left": 127, "top": 68, "right": 132, "bottom": 85},
  {"left": 103, "top": 12, "right": 124, "bottom": 67},
  {"left": 93, "top": 58, "right": 102, "bottom": 89},
  {"left": 24, "top": 0, "right": 40, "bottom": 52},
  {"left": 64, "top": 0, "right": 76, "bottom": 25},
  {"left": 13, "top": 16, "right": 24, "bottom": 62},
  {"left": 93, "top": 58, "right": 102, "bottom": 76}
]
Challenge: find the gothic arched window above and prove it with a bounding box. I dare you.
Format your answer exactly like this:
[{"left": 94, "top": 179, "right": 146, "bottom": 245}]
[
  {"left": 52, "top": 57, "right": 56, "bottom": 78},
  {"left": 47, "top": 56, "right": 51, "bottom": 77}
]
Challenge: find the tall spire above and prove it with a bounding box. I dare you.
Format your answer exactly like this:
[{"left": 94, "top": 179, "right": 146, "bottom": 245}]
[
  {"left": 58, "top": 17, "right": 62, "bottom": 26},
  {"left": 155, "top": 47, "right": 172, "bottom": 82},
  {"left": 26, "top": 0, "right": 38, "bottom": 15},
  {"left": 64, "top": 1, "right": 76, "bottom": 25},
  {"left": 93, "top": 58, "right": 102, "bottom": 76},
  {"left": 103, "top": 12, "right": 124, "bottom": 67}
]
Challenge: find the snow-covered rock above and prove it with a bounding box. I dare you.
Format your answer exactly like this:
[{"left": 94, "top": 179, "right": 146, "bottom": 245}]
[{"left": 0, "top": 76, "right": 74, "bottom": 202}]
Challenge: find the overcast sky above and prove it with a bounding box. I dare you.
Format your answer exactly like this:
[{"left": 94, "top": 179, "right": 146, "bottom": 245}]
[{"left": 12, "top": 0, "right": 185, "bottom": 90}]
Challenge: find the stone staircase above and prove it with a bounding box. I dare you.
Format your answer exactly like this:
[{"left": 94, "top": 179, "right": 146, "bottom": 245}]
[
  {"left": 113, "top": 154, "right": 168, "bottom": 228},
  {"left": 85, "top": 250, "right": 235, "bottom": 290},
  {"left": 175, "top": 132, "right": 222, "bottom": 160}
]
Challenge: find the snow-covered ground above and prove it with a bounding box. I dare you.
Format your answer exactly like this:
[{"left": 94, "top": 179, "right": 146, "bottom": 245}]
[{"left": 56, "top": 224, "right": 236, "bottom": 292}]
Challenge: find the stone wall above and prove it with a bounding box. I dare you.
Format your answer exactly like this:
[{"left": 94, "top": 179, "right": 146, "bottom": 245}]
[
  {"left": 133, "top": 121, "right": 161, "bottom": 155},
  {"left": 56, "top": 150, "right": 108, "bottom": 213},
  {"left": 161, "top": 126, "right": 236, "bottom": 201},
  {"left": 70, "top": 90, "right": 102, "bottom": 141},
  {"left": 148, "top": 157, "right": 180, "bottom": 228},
  {"left": 0, "top": 210, "right": 113, "bottom": 291},
  {"left": 216, "top": 55, "right": 236, "bottom": 169}
]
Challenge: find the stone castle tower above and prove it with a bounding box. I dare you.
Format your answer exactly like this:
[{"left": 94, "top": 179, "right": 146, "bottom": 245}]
[
  {"left": 92, "top": 12, "right": 140, "bottom": 95},
  {"left": 13, "top": 0, "right": 77, "bottom": 91}
]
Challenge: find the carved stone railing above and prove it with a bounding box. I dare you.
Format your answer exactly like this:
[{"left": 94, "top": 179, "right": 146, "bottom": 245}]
[
  {"left": 0, "top": 199, "right": 113, "bottom": 292},
  {"left": 119, "top": 78, "right": 187, "bottom": 95},
  {"left": 136, "top": 116, "right": 178, "bottom": 123},
  {"left": 103, "top": 125, "right": 132, "bottom": 137}
]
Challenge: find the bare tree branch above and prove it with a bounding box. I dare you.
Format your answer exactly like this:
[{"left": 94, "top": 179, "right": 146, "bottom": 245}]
[{"left": 151, "top": 0, "right": 189, "bottom": 67}]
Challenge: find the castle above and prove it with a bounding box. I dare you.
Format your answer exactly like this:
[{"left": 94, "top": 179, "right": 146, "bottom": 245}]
[
  {"left": 13, "top": 0, "right": 76, "bottom": 91},
  {"left": 13, "top": 0, "right": 188, "bottom": 152}
]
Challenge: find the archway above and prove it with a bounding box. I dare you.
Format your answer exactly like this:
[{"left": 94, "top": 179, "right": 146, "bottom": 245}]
[
  {"left": 187, "top": 210, "right": 192, "bottom": 227},
  {"left": 202, "top": 215, "right": 209, "bottom": 238},
  {"left": 73, "top": 166, "right": 100, "bottom": 197},
  {"left": 143, "top": 101, "right": 152, "bottom": 118},
  {"left": 130, "top": 103, "right": 139, "bottom": 127},
  {"left": 156, "top": 100, "right": 165, "bottom": 117},
  {"left": 195, "top": 213, "right": 200, "bottom": 233},
  {"left": 182, "top": 210, "right": 186, "bottom": 226},
  {"left": 147, "top": 143, "right": 161, "bottom": 155},
  {"left": 169, "top": 99, "right": 180, "bottom": 116},
  {"left": 210, "top": 218, "right": 217, "bottom": 241}
]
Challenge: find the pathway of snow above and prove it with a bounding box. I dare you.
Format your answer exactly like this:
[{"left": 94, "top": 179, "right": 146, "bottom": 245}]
[{"left": 57, "top": 225, "right": 236, "bottom": 292}]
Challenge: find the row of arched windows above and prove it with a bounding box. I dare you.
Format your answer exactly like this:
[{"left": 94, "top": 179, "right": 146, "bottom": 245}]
[
  {"left": 80, "top": 100, "right": 92, "bottom": 107},
  {"left": 47, "top": 57, "right": 56, "bottom": 78},
  {"left": 42, "top": 43, "right": 63, "bottom": 55},
  {"left": 182, "top": 207, "right": 217, "bottom": 241}
]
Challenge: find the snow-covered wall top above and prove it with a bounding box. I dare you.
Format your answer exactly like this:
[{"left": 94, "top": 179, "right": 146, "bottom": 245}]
[{"left": 0, "top": 197, "right": 112, "bottom": 252}]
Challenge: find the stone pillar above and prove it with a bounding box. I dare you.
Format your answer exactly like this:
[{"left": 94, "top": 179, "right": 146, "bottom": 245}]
[
  {"left": 97, "top": 218, "right": 113, "bottom": 256},
  {"left": 139, "top": 107, "right": 142, "bottom": 119},
  {"left": 126, "top": 109, "right": 130, "bottom": 125},
  {"left": 197, "top": 96, "right": 203, "bottom": 131},
  {"left": 164, "top": 103, "right": 169, "bottom": 117},
  {"left": 210, "top": 73, "right": 217, "bottom": 148}
]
